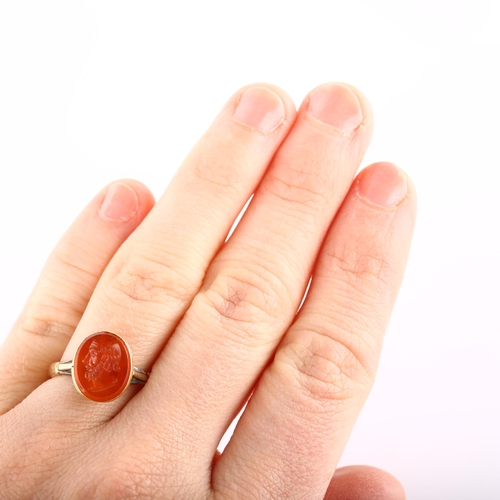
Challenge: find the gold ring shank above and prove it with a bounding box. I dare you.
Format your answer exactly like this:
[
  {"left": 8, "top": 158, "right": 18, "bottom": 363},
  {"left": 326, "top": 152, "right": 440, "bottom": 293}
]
[{"left": 49, "top": 361, "right": 149, "bottom": 384}]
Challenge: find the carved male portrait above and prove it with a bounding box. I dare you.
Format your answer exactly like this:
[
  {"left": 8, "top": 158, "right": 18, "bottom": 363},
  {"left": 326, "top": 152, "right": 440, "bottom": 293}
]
[{"left": 82, "top": 339, "right": 122, "bottom": 392}]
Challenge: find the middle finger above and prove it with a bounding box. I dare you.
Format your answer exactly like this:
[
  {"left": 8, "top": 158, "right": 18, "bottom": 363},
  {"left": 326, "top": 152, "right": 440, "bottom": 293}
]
[{"left": 131, "top": 83, "right": 374, "bottom": 469}]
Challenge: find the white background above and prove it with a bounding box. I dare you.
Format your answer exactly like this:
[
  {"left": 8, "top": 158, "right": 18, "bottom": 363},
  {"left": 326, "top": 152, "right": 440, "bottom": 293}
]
[{"left": 1, "top": 1, "right": 499, "bottom": 498}]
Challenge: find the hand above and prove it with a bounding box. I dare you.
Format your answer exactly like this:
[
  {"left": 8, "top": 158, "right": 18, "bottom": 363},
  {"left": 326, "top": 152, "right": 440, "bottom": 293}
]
[{"left": 0, "top": 83, "right": 416, "bottom": 499}]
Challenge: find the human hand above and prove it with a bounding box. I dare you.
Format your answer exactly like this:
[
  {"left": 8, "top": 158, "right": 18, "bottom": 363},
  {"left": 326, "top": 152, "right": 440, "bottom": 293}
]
[{"left": 0, "top": 83, "right": 416, "bottom": 499}]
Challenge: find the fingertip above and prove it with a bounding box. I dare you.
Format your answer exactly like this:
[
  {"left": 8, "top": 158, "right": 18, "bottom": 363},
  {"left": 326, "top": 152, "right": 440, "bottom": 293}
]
[
  {"left": 326, "top": 465, "right": 406, "bottom": 500},
  {"left": 116, "top": 178, "right": 156, "bottom": 216},
  {"left": 98, "top": 179, "right": 155, "bottom": 224},
  {"left": 356, "top": 162, "right": 408, "bottom": 208},
  {"left": 355, "top": 162, "right": 417, "bottom": 211},
  {"left": 299, "top": 82, "right": 374, "bottom": 139},
  {"left": 229, "top": 82, "right": 297, "bottom": 132},
  {"left": 339, "top": 82, "right": 374, "bottom": 129}
]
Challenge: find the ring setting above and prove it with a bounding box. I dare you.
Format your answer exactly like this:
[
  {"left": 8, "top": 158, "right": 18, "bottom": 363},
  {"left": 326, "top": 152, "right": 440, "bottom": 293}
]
[{"left": 49, "top": 331, "right": 149, "bottom": 403}]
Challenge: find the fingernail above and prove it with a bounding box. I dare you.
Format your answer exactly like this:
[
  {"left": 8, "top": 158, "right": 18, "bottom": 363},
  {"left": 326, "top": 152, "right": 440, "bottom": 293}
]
[
  {"left": 307, "top": 83, "right": 363, "bottom": 135},
  {"left": 357, "top": 163, "right": 407, "bottom": 207},
  {"left": 234, "top": 87, "right": 285, "bottom": 134},
  {"left": 99, "top": 182, "right": 139, "bottom": 222}
]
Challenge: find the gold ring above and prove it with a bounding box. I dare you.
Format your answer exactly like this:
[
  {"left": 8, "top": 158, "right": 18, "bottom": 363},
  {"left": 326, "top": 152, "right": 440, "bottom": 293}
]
[{"left": 49, "top": 331, "right": 149, "bottom": 403}]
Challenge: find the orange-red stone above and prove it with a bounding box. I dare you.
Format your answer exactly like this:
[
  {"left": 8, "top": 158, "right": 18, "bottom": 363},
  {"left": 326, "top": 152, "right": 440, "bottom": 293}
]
[{"left": 73, "top": 332, "right": 132, "bottom": 402}]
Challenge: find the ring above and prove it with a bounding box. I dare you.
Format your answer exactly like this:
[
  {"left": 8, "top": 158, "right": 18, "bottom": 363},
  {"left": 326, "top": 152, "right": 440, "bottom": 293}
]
[{"left": 49, "top": 331, "right": 149, "bottom": 403}]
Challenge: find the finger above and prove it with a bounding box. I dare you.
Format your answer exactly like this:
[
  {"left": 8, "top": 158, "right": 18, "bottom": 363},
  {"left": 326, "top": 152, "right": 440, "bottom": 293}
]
[
  {"left": 325, "top": 466, "right": 405, "bottom": 500},
  {"left": 213, "top": 162, "right": 417, "bottom": 499},
  {"left": 0, "top": 180, "right": 155, "bottom": 414},
  {"left": 133, "top": 83, "right": 374, "bottom": 465},
  {"left": 60, "top": 84, "right": 296, "bottom": 364}
]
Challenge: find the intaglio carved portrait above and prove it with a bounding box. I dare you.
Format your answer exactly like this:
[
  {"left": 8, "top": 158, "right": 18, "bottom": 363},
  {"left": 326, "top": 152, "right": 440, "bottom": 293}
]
[{"left": 82, "top": 339, "right": 122, "bottom": 392}]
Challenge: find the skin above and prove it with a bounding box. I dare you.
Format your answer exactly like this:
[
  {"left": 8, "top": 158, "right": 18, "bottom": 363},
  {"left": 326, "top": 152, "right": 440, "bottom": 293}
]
[{"left": 0, "top": 82, "right": 415, "bottom": 499}]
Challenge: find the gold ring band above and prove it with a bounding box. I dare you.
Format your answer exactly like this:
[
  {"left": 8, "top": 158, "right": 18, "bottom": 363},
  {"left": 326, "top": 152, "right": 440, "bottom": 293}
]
[{"left": 49, "top": 361, "right": 149, "bottom": 383}]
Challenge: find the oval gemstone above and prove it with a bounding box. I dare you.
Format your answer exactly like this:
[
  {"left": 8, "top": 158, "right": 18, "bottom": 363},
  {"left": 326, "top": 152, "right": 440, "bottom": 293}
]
[{"left": 73, "top": 332, "right": 132, "bottom": 402}]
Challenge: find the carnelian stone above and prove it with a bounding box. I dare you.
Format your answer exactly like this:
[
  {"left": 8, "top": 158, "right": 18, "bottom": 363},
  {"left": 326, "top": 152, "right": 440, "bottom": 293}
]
[{"left": 73, "top": 332, "right": 132, "bottom": 402}]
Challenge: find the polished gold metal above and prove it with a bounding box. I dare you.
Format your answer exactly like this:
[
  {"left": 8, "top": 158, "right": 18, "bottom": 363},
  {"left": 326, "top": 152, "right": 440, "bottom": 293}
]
[{"left": 49, "top": 361, "right": 149, "bottom": 384}]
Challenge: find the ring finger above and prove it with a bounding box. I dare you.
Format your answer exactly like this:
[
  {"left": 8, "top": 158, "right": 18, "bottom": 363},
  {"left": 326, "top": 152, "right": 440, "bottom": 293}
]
[{"left": 0, "top": 180, "right": 154, "bottom": 414}]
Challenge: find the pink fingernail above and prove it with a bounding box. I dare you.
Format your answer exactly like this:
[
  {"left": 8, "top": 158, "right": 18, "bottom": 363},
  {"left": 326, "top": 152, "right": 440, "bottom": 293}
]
[
  {"left": 357, "top": 162, "right": 407, "bottom": 207},
  {"left": 307, "top": 83, "right": 363, "bottom": 135},
  {"left": 234, "top": 87, "right": 285, "bottom": 134},
  {"left": 99, "top": 182, "right": 139, "bottom": 222}
]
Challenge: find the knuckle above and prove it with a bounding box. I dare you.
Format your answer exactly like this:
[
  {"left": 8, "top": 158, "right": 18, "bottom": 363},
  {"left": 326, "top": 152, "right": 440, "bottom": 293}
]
[
  {"left": 276, "top": 327, "right": 374, "bottom": 404},
  {"left": 13, "top": 246, "right": 99, "bottom": 345},
  {"left": 325, "top": 239, "right": 393, "bottom": 299},
  {"left": 109, "top": 254, "right": 196, "bottom": 308},
  {"left": 50, "top": 246, "right": 101, "bottom": 283},
  {"left": 90, "top": 454, "right": 148, "bottom": 500},
  {"left": 263, "top": 161, "right": 329, "bottom": 213},
  {"left": 92, "top": 468, "right": 157, "bottom": 500},
  {"left": 201, "top": 264, "right": 292, "bottom": 343},
  {"left": 189, "top": 147, "right": 245, "bottom": 194},
  {"left": 18, "top": 313, "right": 75, "bottom": 346},
  {"left": 213, "top": 473, "right": 282, "bottom": 500},
  {"left": 16, "top": 290, "right": 84, "bottom": 346},
  {"left": 92, "top": 440, "right": 201, "bottom": 500}
]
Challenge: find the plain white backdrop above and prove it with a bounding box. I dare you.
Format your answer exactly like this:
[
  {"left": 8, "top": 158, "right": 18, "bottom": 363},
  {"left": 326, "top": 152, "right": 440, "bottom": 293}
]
[{"left": 1, "top": 1, "right": 499, "bottom": 498}]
